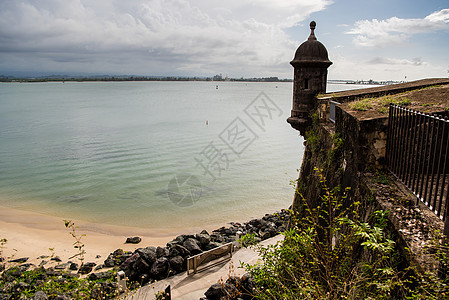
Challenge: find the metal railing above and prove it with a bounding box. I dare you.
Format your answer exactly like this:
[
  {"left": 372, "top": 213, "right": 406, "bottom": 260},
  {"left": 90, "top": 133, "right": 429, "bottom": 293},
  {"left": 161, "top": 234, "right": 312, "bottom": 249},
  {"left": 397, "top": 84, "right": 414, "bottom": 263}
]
[{"left": 387, "top": 104, "right": 449, "bottom": 221}]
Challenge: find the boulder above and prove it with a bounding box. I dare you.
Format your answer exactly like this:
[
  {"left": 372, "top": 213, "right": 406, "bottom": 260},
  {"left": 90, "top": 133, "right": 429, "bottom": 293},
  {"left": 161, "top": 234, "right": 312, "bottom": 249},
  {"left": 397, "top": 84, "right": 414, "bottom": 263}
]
[
  {"left": 195, "top": 233, "right": 211, "bottom": 247},
  {"left": 204, "top": 242, "right": 221, "bottom": 251},
  {"left": 204, "top": 283, "right": 224, "bottom": 299},
  {"left": 168, "top": 244, "right": 191, "bottom": 258},
  {"left": 240, "top": 273, "right": 256, "bottom": 299},
  {"left": 69, "top": 262, "right": 79, "bottom": 270},
  {"left": 168, "top": 256, "right": 184, "bottom": 273},
  {"left": 156, "top": 246, "right": 169, "bottom": 258},
  {"left": 125, "top": 237, "right": 142, "bottom": 244},
  {"left": 78, "top": 262, "right": 96, "bottom": 275},
  {"left": 103, "top": 255, "right": 115, "bottom": 268},
  {"left": 210, "top": 233, "right": 225, "bottom": 243},
  {"left": 204, "top": 283, "right": 238, "bottom": 300},
  {"left": 183, "top": 238, "right": 202, "bottom": 255},
  {"left": 104, "top": 249, "right": 129, "bottom": 267},
  {"left": 149, "top": 257, "right": 169, "bottom": 279},
  {"left": 136, "top": 247, "right": 157, "bottom": 265},
  {"left": 167, "top": 234, "right": 192, "bottom": 247},
  {"left": 132, "top": 257, "right": 151, "bottom": 274},
  {"left": 119, "top": 253, "right": 140, "bottom": 275}
]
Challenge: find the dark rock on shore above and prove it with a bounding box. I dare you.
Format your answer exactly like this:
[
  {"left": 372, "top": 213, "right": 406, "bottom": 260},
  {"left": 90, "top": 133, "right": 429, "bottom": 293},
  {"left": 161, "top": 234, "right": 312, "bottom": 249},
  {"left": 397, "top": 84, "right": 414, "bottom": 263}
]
[
  {"left": 104, "top": 249, "right": 132, "bottom": 268},
  {"left": 149, "top": 257, "right": 169, "bottom": 279},
  {"left": 136, "top": 246, "right": 157, "bottom": 265},
  {"left": 202, "top": 273, "right": 256, "bottom": 300},
  {"left": 204, "top": 282, "right": 238, "bottom": 300},
  {"left": 156, "top": 246, "right": 169, "bottom": 258},
  {"left": 169, "top": 255, "right": 184, "bottom": 272},
  {"left": 8, "top": 257, "right": 28, "bottom": 263},
  {"left": 110, "top": 209, "right": 289, "bottom": 286},
  {"left": 126, "top": 236, "right": 142, "bottom": 244},
  {"left": 183, "top": 238, "right": 202, "bottom": 255},
  {"left": 78, "top": 262, "right": 96, "bottom": 275},
  {"left": 51, "top": 256, "right": 62, "bottom": 262},
  {"left": 69, "top": 262, "right": 78, "bottom": 270}
]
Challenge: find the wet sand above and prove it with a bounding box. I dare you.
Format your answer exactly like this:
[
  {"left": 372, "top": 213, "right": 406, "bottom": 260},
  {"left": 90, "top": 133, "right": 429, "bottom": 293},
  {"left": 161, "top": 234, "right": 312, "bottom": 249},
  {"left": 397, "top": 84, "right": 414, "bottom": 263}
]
[{"left": 0, "top": 205, "right": 179, "bottom": 267}]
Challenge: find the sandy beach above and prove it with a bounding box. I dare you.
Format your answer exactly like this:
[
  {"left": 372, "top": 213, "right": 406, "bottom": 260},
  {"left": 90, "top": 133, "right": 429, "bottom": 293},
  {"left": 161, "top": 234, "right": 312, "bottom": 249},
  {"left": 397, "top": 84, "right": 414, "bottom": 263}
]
[{"left": 0, "top": 205, "right": 182, "bottom": 268}]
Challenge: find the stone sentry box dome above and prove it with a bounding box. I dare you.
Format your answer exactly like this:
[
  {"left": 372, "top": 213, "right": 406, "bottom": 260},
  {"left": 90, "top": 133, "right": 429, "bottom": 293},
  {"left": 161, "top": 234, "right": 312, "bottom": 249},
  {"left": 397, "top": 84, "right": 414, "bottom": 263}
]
[{"left": 287, "top": 21, "right": 332, "bottom": 134}]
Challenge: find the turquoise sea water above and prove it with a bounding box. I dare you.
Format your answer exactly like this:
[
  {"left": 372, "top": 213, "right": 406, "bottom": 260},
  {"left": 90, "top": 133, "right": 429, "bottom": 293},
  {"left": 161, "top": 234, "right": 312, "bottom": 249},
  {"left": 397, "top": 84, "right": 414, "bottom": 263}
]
[{"left": 0, "top": 81, "right": 366, "bottom": 231}]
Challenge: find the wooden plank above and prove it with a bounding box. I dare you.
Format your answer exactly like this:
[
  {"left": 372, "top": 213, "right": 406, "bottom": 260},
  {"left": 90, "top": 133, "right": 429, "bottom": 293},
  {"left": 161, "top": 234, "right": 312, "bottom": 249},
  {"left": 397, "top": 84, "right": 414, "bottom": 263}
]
[{"left": 187, "top": 242, "right": 233, "bottom": 275}]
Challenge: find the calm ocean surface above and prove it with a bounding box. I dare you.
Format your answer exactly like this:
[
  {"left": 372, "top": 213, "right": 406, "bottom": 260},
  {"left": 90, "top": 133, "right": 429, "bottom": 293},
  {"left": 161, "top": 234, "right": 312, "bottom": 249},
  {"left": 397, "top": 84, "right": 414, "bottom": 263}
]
[{"left": 0, "top": 81, "right": 367, "bottom": 231}]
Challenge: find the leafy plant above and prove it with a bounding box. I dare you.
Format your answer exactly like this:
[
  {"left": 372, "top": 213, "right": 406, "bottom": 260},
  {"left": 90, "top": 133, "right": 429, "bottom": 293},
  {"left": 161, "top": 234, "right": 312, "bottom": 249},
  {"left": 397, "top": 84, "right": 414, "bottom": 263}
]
[
  {"left": 239, "top": 233, "right": 258, "bottom": 248},
  {"left": 64, "top": 220, "right": 86, "bottom": 265},
  {"left": 242, "top": 169, "right": 434, "bottom": 299}
]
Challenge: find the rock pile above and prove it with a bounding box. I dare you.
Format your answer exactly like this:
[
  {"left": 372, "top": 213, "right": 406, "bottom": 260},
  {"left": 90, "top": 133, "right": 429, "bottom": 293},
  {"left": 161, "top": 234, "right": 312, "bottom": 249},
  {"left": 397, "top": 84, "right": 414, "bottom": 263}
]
[
  {"left": 0, "top": 210, "right": 288, "bottom": 298},
  {"left": 110, "top": 209, "right": 289, "bottom": 284}
]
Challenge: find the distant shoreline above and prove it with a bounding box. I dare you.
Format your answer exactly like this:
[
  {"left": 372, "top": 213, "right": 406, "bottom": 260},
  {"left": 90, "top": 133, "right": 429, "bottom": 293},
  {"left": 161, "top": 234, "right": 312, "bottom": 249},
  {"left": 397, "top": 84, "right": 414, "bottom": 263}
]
[
  {"left": 0, "top": 76, "right": 292, "bottom": 83},
  {"left": 0, "top": 77, "right": 398, "bottom": 85}
]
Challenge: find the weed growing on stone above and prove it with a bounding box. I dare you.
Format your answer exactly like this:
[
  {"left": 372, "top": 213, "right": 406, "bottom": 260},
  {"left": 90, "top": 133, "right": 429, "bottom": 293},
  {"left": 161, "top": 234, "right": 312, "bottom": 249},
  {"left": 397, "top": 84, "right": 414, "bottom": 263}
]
[
  {"left": 349, "top": 94, "right": 411, "bottom": 113},
  {"left": 349, "top": 98, "right": 373, "bottom": 111},
  {"left": 241, "top": 169, "right": 448, "bottom": 299}
]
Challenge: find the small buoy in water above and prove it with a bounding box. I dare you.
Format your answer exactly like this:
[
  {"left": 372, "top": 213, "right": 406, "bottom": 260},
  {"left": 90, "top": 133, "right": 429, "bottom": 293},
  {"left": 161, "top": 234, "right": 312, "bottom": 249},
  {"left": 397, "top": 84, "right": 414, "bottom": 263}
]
[
  {"left": 206, "top": 120, "right": 209, "bottom": 125},
  {"left": 216, "top": 85, "right": 218, "bottom": 89},
  {"left": 276, "top": 86, "right": 278, "bottom": 88}
]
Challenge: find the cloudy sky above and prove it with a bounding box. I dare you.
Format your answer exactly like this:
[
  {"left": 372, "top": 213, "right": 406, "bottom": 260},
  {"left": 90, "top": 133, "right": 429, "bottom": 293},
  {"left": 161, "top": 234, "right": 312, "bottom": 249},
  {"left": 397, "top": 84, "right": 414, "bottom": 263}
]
[{"left": 0, "top": 0, "right": 448, "bottom": 81}]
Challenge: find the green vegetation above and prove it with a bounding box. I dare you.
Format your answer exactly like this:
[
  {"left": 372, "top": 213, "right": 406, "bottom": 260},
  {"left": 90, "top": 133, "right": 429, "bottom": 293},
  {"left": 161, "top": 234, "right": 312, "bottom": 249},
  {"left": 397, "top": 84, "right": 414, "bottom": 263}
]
[
  {"left": 0, "top": 266, "right": 119, "bottom": 299},
  {"left": 0, "top": 222, "right": 143, "bottom": 299},
  {"left": 348, "top": 94, "right": 411, "bottom": 113},
  {"left": 242, "top": 169, "right": 449, "bottom": 299},
  {"left": 349, "top": 98, "right": 373, "bottom": 111}
]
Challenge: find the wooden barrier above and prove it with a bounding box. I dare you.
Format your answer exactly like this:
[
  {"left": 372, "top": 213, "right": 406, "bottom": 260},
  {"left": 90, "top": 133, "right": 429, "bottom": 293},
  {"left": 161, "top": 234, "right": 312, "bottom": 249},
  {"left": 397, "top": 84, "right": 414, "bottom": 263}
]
[{"left": 187, "top": 242, "right": 233, "bottom": 275}]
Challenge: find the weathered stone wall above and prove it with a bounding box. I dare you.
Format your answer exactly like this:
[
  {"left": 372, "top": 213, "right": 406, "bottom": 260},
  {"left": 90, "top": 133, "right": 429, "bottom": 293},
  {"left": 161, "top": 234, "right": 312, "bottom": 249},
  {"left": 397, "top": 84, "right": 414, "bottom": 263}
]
[
  {"left": 292, "top": 80, "right": 447, "bottom": 274},
  {"left": 293, "top": 117, "right": 443, "bottom": 274},
  {"left": 335, "top": 107, "right": 389, "bottom": 170}
]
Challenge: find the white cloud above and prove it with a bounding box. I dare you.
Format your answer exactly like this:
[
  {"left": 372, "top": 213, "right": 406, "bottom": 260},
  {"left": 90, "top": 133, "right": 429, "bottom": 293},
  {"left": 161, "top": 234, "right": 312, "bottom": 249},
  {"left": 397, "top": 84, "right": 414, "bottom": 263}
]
[
  {"left": 327, "top": 52, "right": 446, "bottom": 82},
  {"left": 368, "top": 57, "right": 425, "bottom": 66},
  {"left": 347, "top": 9, "right": 449, "bottom": 47},
  {"left": 0, "top": 0, "right": 331, "bottom": 76}
]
